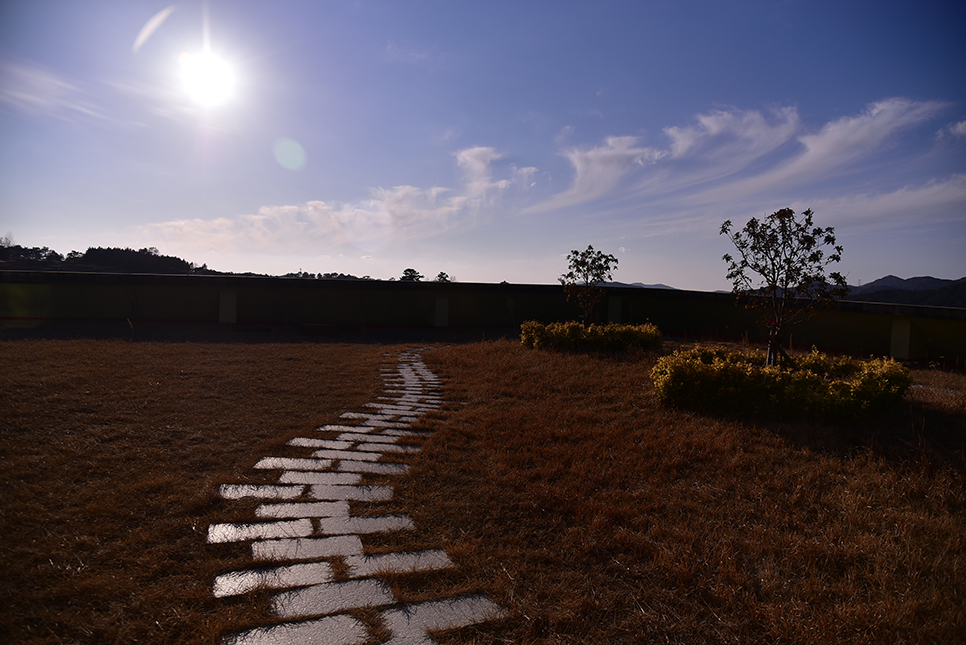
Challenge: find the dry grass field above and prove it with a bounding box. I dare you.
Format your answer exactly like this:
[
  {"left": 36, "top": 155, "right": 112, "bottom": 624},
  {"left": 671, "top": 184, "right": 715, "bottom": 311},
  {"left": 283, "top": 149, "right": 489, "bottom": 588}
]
[{"left": 1, "top": 331, "right": 964, "bottom": 644}]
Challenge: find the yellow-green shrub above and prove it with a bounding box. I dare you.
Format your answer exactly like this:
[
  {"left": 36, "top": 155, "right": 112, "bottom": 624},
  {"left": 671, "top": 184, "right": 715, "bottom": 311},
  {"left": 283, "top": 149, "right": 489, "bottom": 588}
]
[
  {"left": 650, "top": 346, "right": 912, "bottom": 418},
  {"left": 521, "top": 321, "right": 662, "bottom": 352}
]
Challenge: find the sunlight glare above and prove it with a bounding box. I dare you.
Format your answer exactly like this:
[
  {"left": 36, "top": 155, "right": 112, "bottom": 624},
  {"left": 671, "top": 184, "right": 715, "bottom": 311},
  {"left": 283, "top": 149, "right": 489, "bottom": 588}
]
[{"left": 180, "top": 51, "right": 234, "bottom": 107}]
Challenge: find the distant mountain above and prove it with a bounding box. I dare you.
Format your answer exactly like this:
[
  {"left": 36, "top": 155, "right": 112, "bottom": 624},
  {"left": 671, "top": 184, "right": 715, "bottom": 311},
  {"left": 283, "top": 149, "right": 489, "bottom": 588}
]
[
  {"left": 846, "top": 275, "right": 966, "bottom": 309},
  {"left": 849, "top": 275, "right": 966, "bottom": 294},
  {"left": 605, "top": 281, "right": 677, "bottom": 290}
]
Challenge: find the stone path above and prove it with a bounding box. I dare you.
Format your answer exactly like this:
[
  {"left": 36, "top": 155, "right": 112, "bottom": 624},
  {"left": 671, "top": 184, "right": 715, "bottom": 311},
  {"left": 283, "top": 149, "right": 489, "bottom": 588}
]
[{"left": 209, "top": 349, "right": 505, "bottom": 644}]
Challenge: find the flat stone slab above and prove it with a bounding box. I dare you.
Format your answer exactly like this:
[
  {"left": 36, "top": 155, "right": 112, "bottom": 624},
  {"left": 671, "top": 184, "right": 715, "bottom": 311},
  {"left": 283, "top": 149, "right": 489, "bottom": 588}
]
[
  {"left": 381, "top": 595, "right": 507, "bottom": 645},
  {"left": 214, "top": 561, "right": 334, "bottom": 598},
  {"left": 344, "top": 550, "right": 454, "bottom": 578},
  {"left": 255, "top": 457, "right": 333, "bottom": 471},
  {"left": 335, "top": 432, "right": 400, "bottom": 444},
  {"left": 364, "top": 404, "right": 417, "bottom": 414},
  {"left": 380, "top": 429, "right": 431, "bottom": 437},
  {"left": 272, "top": 579, "right": 396, "bottom": 619},
  {"left": 338, "top": 460, "right": 408, "bottom": 475},
  {"left": 220, "top": 484, "right": 305, "bottom": 500},
  {"left": 278, "top": 471, "right": 361, "bottom": 486},
  {"left": 316, "top": 424, "right": 372, "bottom": 433},
  {"left": 354, "top": 442, "right": 419, "bottom": 453},
  {"left": 252, "top": 535, "right": 363, "bottom": 561},
  {"left": 208, "top": 519, "right": 313, "bottom": 544},
  {"left": 288, "top": 438, "right": 353, "bottom": 449},
  {"left": 224, "top": 613, "right": 368, "bottom": 645},
  {"left": 311, "top": 449, "right": 380, "bottom": 462},
  {"left": 308, "top": 484, "right": 393, "bottom": 502},
  {"left": 316, "top": 514, "right": 414, "bottom": 535},
  {"left": 255, "top": 501, "right": 349, "bottom": 519},
  {"left": 340, "top": 412, "right": 394, "bottom": 422}
]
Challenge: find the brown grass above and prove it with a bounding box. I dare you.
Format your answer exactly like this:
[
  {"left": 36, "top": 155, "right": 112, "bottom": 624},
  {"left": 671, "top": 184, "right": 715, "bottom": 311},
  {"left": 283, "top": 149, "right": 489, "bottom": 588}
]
[
  {"left": 2, "top": 334, "right": 964, "bottom": 644},
  {"left": 399, "top": 342, "right": 966, "bottom": 644},
  {"left": 0, "top": 335, "right": 406, "bottom": 644}
]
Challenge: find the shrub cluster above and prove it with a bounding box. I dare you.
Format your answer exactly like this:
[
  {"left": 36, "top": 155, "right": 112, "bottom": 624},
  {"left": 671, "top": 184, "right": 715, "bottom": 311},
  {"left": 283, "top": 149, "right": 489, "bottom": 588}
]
[
  {"left": 521, "top": 320, "right": 663, "bottom": 352},
  {"left": 650, "top": 345, "right": 912, "bottom": 419}
]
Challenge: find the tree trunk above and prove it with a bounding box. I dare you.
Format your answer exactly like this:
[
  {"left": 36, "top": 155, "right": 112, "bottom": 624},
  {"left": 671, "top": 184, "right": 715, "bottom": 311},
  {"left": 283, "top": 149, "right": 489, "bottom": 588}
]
[
  {"left": 765, "top": 327, "right": 780, "bottom": 367},
  {"left": 765, "top": 327, "right": 798, "bottom": 370}
]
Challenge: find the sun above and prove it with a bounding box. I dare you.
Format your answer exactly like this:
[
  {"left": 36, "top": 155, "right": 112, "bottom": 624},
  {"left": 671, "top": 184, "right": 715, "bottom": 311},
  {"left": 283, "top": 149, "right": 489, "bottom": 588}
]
[{"left": 180, "top": 51, "right": 234, "bottom": 107}]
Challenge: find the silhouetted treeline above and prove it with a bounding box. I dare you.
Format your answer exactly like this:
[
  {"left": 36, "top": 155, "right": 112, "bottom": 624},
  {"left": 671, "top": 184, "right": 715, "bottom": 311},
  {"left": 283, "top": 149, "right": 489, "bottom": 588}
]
[
  {"left": 282, "top": 270, "right": 374, "bottom": 280},
  {"left": 0, "top": 244, "right": 218, "bottom": 275}
]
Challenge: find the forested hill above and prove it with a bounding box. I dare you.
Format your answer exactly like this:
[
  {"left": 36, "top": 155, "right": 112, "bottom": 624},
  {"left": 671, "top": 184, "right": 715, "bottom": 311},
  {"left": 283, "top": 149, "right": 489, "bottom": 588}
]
[{"left": 0, "top": 245, "right": 216, "bottom": 275}]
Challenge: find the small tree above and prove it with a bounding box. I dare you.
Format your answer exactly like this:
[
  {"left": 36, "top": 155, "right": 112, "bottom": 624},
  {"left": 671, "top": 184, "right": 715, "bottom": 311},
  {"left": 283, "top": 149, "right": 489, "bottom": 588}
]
[
  {"left": 721, "top": 208, "right": 848, "bottom": 367},
  {"left": 559, "top": 245, "right": 618, "bottom": 327},
  {"left": 400, "top": 268, "right": 423, "bottom": 282},
  {"left": 434, "top": 271, "right": 451, "bottom": 283}
]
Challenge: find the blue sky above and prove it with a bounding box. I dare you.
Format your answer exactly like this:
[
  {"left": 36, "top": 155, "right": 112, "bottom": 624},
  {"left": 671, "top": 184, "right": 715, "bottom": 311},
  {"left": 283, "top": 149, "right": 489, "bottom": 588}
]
[{"left": 1, "top": 0, "right": 964, "bottom": 289}]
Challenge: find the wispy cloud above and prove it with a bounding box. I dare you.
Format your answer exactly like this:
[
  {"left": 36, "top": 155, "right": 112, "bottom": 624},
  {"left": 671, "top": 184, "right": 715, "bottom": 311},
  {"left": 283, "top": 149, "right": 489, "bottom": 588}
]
[
  {"left": 0, "top": 60, "right": 103, "bottom": 120},
  {"left": 789, "top": 174, "right": 966, "bottom": 230},
  {"left": 385, "top": 40, "right": 444, "bottom": 68},
  {"left": 555, "top": 124, "right": 575, "bottom": 144},
  {"left": 938, "top": 119, "right": 966, "bottom": 139},
  {"left": 132, "top": 6, "right": 176, "bottom": 54},
  {"left": 524, "top": 136, "right": 664, "bottom": 213},
  {"left": 664, "top": 106, "right": 799, "bottom": 162},
  {"left": 527, "top": 98, "right": 953, "bottom": 225},
  {"left": 764, "top": 99, "right": 944, "bottom": 184}
]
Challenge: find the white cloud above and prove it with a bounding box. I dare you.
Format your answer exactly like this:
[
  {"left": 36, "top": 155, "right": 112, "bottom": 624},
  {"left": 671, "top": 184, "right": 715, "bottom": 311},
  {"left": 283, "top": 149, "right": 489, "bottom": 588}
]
[
  {"left": 456, "top": 146, "right": 512, "bottom": 207},
  {"left": 143, "top": 146, "right": 529, "bottom": 255},
  {"left": 512, "top": 164, "right": 538, "bottom": 188},
  {"left": 456, "top": 146, "right": 502, "bottom": 179},
  {"left": 144, "top": 201, "right": 346, "bottom": 255}
]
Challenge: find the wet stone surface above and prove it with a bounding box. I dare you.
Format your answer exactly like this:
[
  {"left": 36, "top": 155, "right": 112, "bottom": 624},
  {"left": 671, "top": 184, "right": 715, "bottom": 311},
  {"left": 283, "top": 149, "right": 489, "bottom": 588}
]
[{"left": 210, "top": 350, "right": 504, "bottom": 645}]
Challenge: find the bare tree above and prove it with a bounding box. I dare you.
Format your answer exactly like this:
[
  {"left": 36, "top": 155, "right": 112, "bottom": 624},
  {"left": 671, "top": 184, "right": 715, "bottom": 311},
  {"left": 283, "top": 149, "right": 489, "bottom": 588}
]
[
  {"left": 721, "top": 208, "right": 848, "bottom": 367},
  {"left": 559, "top": 245, "right": 618, "bottom": 327}
]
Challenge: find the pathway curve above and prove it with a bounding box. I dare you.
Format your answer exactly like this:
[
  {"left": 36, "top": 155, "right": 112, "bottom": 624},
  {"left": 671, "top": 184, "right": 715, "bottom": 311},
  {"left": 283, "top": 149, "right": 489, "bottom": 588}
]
[{"left": 208, "top": 349, "right": 505, "bottom": 644}]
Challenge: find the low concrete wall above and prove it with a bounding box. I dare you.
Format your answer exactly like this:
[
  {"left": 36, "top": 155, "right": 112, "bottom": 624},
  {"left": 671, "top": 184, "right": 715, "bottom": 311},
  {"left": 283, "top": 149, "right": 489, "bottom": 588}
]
[{"left": 2, "top": 271, "right": 964, "bottom": 363}]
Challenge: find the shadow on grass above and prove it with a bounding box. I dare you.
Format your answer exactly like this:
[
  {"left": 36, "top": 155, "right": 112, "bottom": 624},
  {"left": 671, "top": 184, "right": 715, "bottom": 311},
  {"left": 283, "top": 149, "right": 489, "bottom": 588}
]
[{"left": 748, "top": 399, "right": 966, "bottom": 475}]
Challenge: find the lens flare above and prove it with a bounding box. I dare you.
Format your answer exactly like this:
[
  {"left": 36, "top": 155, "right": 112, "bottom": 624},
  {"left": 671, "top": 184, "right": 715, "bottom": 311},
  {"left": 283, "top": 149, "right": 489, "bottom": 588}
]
[
  {"left": 273, "top": 138, "right": 307, "bottom": 171},
  {"left": 180, "top": 51, "right": 233, "bottom": 106}
]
